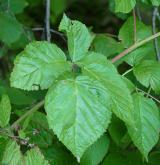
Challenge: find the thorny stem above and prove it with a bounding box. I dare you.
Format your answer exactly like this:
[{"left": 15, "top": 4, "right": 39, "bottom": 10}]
[
  {"left": 11, "top": 100, "right": 44, "bottom": 129},
  {"left": 111, "top": 31, "right": 160, "bottom": 63}
]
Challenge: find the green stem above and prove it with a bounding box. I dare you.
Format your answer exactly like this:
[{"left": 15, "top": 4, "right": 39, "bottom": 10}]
[
  {"left": 111, "top": 32, "right": 160, "bottom": 63},
  {"left": 122, "top": 68, "right": 133, "bottom": 76},
  {"left": 11, "top": 100, "right": 44, "bottom": 129},
  {"left": 136, "top": 88, "right": 160, "bottom": 104},
  {"left": 146, "top": 86, "right": 152, "bottom": 98}
]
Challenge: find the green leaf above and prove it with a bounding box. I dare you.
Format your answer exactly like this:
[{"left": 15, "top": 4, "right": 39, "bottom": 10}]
[
  {"left": 91, "top": 35, "right": 123, "bottom": 58},
  {"left": 45, "top": 76, "right": 112, "bottom": 158},
  {"left": 102, "top": 150, "right": 142, "bottom": 165},
  {"left": 122, "top": 77, "right": 135, "bottom": 93},
  {"left": 0, "top": 137, "right": 8, "bottom": 161},
  {"left": 114, "top": 0, "right": 136, "bottom": 13},
  {"left": 79, "top": 52, "right": 134, "bottom": 126},
  {"left": 102, "top": 152, "right": 126, "bottom": 165},
  {"left": 51, "top": 0, "right": 66, "bottom": 16},
  {"left": 118, "top": 16, "right": 156, "bottom": 65},
  {"left": 59, "top": 14, "right": 93, "bottom": 62},
  {"left": 10, "top": 0, "right": 28, "bottom": 14},
  {"left": 0, "top": 94, "right": 11, "bottom": 128},
  {"left": 147, "top": 151, "right": 160, "bottom": 165},
  {"left": 127, "top": 93, "right": 160, "bottom": 159},
  {"left": 25, "top": 147, "right": 50, "bottom": 165},
  {"left": 0, "top": 12, "right": 23, "bottom": 44},
  {"left": 81, "top": 134, "right": 110, "bottom": 165},
  {"left": 108, "top": 115, "right": 127, "bottom": 145},
  {"left": 42, "top": 143, "right": 77, "bottom": 165},
  {"left": 133, "top": 60, "right": 160, "bottom": 93},
  {"left": 0, "top": 85, "right": 37, "bottom": 105},
  {"left": 2, "top": 140, "right": 22, "bottom": 165},
  {"left": 119, "top": 17, "right": 152, "bottom": 47},
  {"left": 25, "top": 111, "right": 53, "bottom": 148},
  {"left": 0, "top": 0, "right": 27, "bottom": 14},
  {"left": 10, "top": 41, "right": 71, "bottom": 91},
  {"left": 124, "top": 43, "right": 156, "bottom": 66}
]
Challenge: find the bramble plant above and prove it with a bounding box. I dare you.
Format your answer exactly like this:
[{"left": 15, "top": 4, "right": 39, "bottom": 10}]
[{"left": 1, "top": 0, "right": 160, "bottom": 164}]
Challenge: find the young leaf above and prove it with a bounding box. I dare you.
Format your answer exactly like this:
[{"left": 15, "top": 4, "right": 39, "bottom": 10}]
[
  {"left": 59, "top": 14, "right": 93, "bottom": 62},
  {"left": 127, "top": 93, "right": 160, "bottom": 159},
  {"left": 25, "top": 147, "right": 50, "bottom": 165},
  {"left": 45, "top": 76, "right": 112, "bottom": 158},
  {"left": 0, "top": 94, "right": 11, "bottom": 128},
  {"left": 10, "top": 41, "right": 71, "bottom": 90},
  {"left": 133, "top": 60, "right": 160, "bottom": 93},
  {"left": 2, "top": 140, "right": 23, "bottom": 165},
  {"left": 114, "top": 0, "right": 136, "bottom": 13},
  {"left": 79, "top": 52, "right": 134, "bottom": 126},
  {"left": 0, "top": 12, "right": 23, "bottom": 44},
  {"left": 81, "top": 134, "right": 110, "bottom": 165}
]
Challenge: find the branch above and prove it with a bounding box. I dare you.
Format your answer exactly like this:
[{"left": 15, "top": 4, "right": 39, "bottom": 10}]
[
  {"left": 32, "top": 27, "right": 66, "bottom": 41},
  {"left": 45, "top": 0, "right": 51, "bottom": 42},
  {"left": 152, "top": 7, "right": 160, "bottom": 61},
  {"left": 133, "top": 9, "right": 137, "bottom": 43},
  {"left": 111, "top": 31, "right": 160, "bottom": 63},
  {"left": 11, "top": 100, "right": 44, "bottom": 129}
]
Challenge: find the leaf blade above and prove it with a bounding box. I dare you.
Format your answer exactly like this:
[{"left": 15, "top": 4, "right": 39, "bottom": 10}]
[
  {"left": 25, "top": 147, "right": 50, "bottom": 165},
  {"left": 45, "top": 76, "right": 112, "bottom": 158},
  {"left": 10, "top": 41, "right": 71, "bottom": 90},
  {"left": 127, "top": 93, "right": 160, "bottom": 159},
  {"left": 79, "top": 52, "right": 134, "bottom": 126},
  {"left": 115, "top": 0, "right": 136, "bottom": 13},
  {"left": 59, "top": 14, "right": 93, "bottom": 62},
  {"left": 0, "top": 94, "right": 11, "bottom": 128}
]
